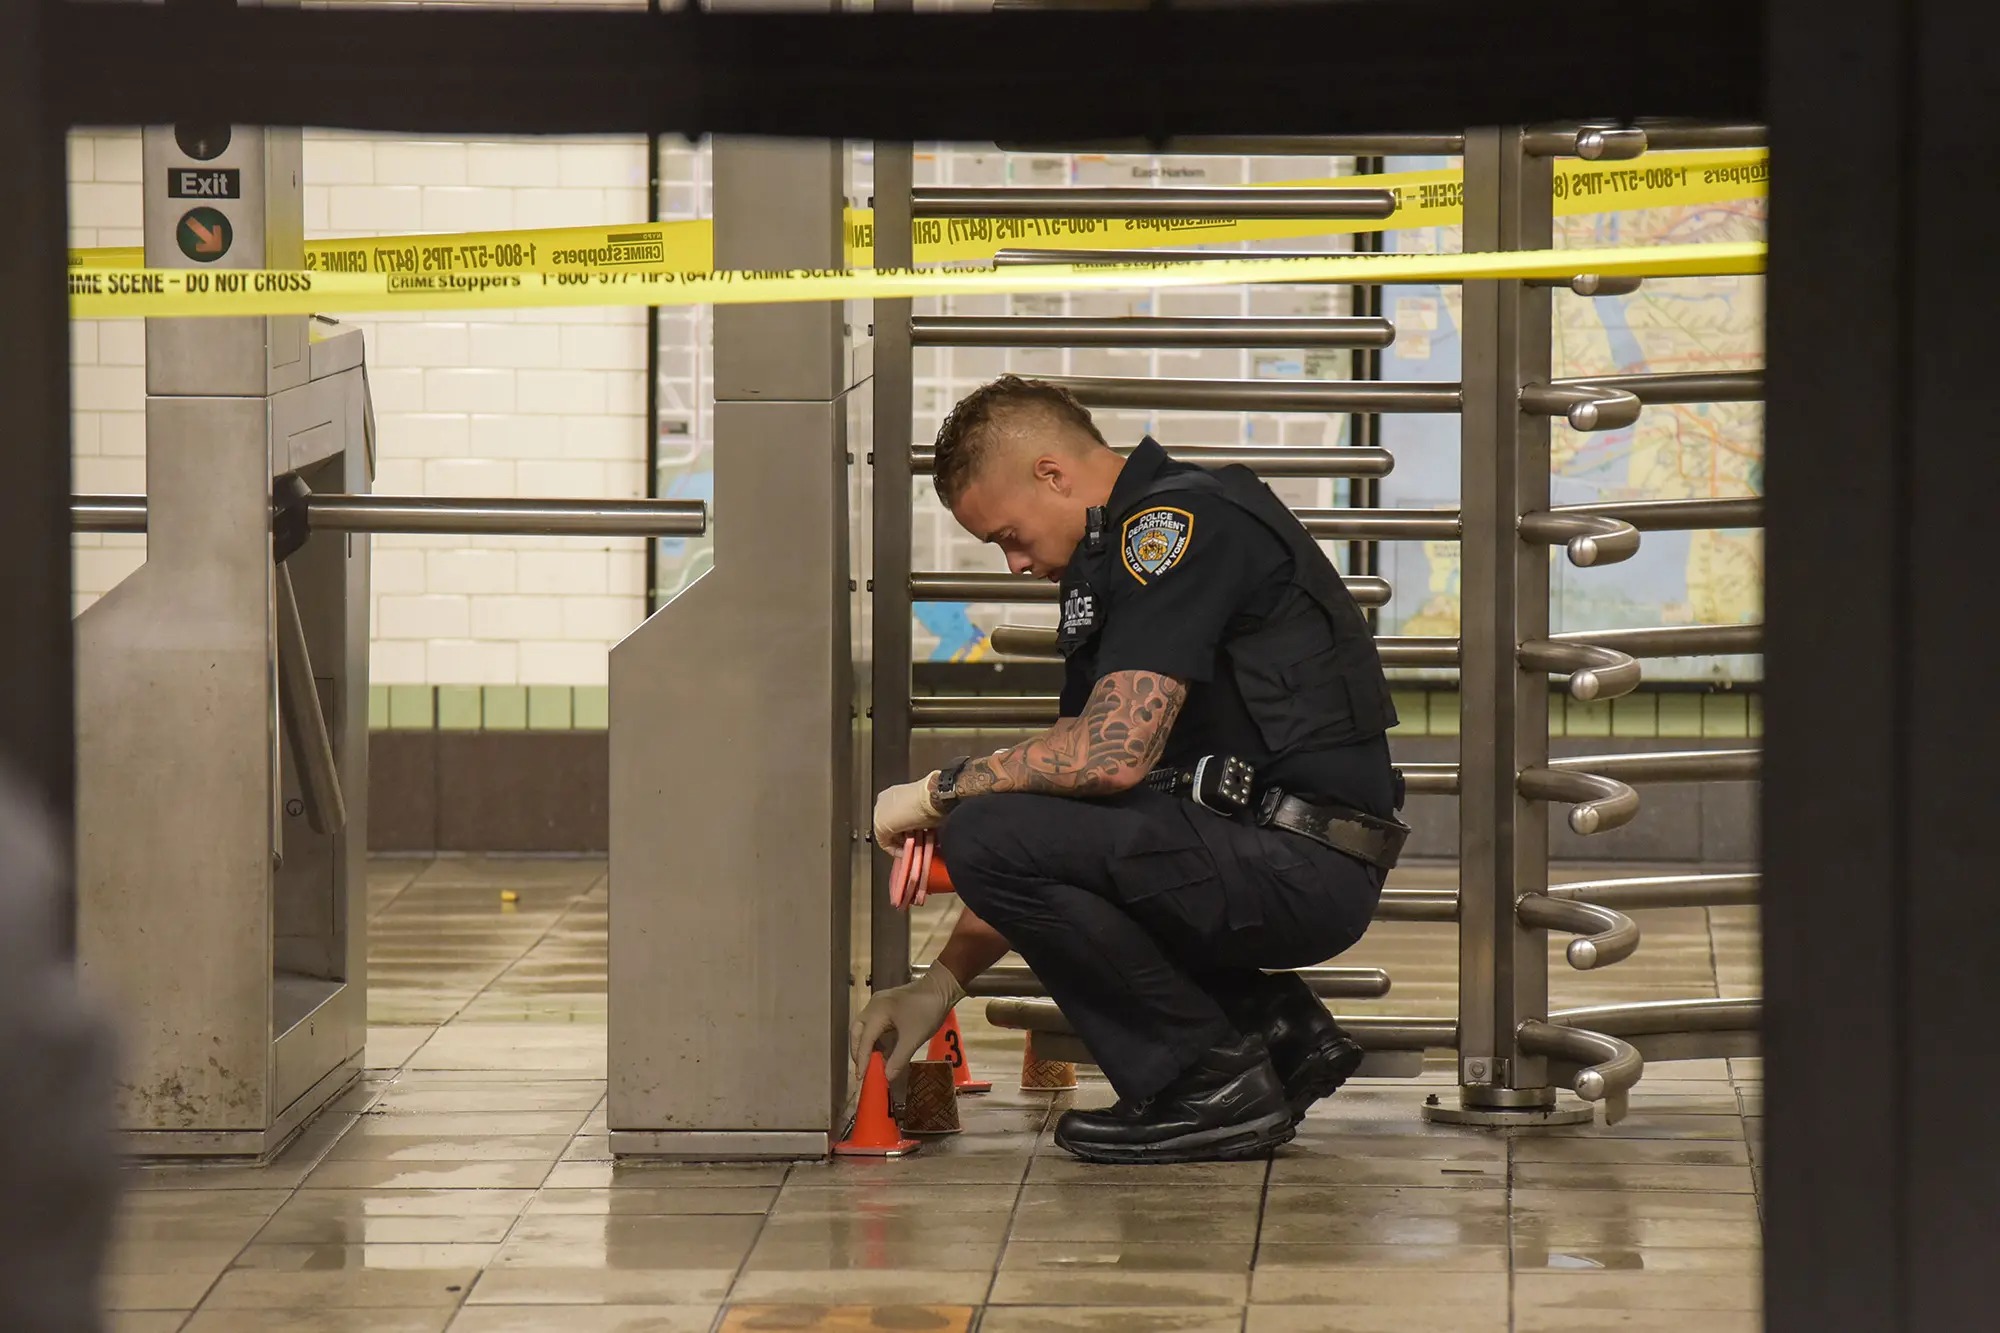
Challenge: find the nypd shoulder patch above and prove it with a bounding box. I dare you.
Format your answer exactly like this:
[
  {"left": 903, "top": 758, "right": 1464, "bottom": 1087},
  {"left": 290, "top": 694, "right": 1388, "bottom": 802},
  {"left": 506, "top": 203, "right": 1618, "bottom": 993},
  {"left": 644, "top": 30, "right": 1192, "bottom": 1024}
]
[{"left": 1120, "top": 505, "right": 1194, "bottom": 584}]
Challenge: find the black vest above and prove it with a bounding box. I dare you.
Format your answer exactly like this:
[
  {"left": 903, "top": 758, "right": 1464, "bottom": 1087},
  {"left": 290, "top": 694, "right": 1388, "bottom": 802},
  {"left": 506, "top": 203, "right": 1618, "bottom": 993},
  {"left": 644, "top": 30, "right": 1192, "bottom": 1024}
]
[{"left": 1061, "top": 464, "right": 1397, "bottom": 753}]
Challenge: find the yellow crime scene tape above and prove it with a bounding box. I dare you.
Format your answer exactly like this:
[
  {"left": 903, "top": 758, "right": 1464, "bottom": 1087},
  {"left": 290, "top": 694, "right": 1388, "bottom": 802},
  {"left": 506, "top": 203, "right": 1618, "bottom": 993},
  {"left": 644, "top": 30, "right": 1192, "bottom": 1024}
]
[
  {"left": 69, "top": 242, "right": 1766, "bottom": 320},
  {"left": 68, "top": 149, "right": 1769, "bottom": 276}
]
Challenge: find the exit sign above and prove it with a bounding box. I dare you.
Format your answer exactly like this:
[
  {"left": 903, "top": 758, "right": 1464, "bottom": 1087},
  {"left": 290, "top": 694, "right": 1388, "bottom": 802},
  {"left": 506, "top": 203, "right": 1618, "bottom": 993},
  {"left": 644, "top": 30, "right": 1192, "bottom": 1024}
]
[{"left": 168, "top": 168, "right": 241, "bottom": 200}]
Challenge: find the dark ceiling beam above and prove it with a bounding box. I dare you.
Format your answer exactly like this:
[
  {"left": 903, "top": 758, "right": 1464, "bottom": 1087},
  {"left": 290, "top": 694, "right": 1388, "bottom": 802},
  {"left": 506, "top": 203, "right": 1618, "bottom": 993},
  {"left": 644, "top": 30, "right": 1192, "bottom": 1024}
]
[{"left": 51, "top": 2, "right": 1761, "bottom": 138}]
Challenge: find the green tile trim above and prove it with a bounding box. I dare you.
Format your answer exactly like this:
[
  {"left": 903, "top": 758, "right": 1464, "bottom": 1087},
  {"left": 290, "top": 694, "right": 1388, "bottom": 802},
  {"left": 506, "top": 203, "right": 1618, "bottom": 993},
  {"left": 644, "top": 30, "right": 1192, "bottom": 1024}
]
[
  {"left": 572, "top": 685, "right": 609, "bottom": 730},
  {"left": 1747, "top": 695, "right": 1763, "bottom": 737},
  {"left": 436, "top": 685, "right": 483, "bottom": 731},
  {"left": 368, "top": 685, "right": 390, "bottom": 731},
  {"left": 482, "top": 685, "right": 528, "bottom": 730},
  {"left": 1611, "top": 693, "right": 1658, "bottom": 738},
  {"left": 528, "top": 685, "right": 573, "bottom": 731},
  {"left": 1428, "top": 690, "right": 1460, "bottom": 737},
  {"left": 1658, "top": 693, "right": 1705, "bottom": 738},
  {"left": 387, "top": 684, "right": 433, "bottom": 730},
  {"left": 1566, "top": 697, "right": 1612, "bottom": 737},
  {"left": 1389, "top": 690, "right": 1428, "bottom": 735},
  {"left": 1704, "top": 693, "right": 1750, "bottom": 737}
]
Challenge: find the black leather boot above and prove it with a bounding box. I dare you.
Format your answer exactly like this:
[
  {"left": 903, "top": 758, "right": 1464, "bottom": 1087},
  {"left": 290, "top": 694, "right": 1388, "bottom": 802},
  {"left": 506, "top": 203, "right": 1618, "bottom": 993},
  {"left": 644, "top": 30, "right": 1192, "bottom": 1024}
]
[
  {"left": 1233, "top": 972, "right": 1365, "bottom": 1123},
  {"left": 1053, "top": 1033, "right": 1294, "bottom": 1165}
]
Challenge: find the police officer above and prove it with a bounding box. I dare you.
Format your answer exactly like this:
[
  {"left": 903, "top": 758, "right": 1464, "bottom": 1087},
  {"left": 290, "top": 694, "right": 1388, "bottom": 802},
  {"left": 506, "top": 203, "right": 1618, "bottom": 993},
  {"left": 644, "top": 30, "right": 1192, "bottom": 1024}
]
[{"left": 861, "top": 375, "right": 1406, "bottom": 1165}]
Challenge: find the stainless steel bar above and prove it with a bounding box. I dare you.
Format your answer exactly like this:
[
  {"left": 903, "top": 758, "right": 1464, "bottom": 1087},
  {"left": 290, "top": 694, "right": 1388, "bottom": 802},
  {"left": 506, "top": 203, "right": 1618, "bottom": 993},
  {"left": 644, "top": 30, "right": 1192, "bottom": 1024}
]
[
  {"left": 1295, "top": 508, "right": 1460, "bottom": 540},
  {"left": 1517, "top": 1017, "right": 1643, "bottom": 1105},
  {"left": 980, "top": 1002, "right": 1456, "bottom": 1055},
  {"left": 71, "top": 493, "right": 711, "bottom": 538},
  {"left": 992, "top": 134, "right": 1468, "bottom": 156},
  {"left": 1517, "top": 639, "right": 1643, "bottom": 702},
  {"left": 1551, "top": 370, "right": 1763, "bottom": 404},
  {"left": 1339, "top": 1015, "right": 1460, "bottom": 1051},
  {"left": 996, "top": 247, "right": 1379, "bottom": 270},
  {"left": 910, "top": 696, "right": 1059, "bottom": 728},
  {"left": 1548, "top": 748, "right": 1761, "bottom": 782},
  {"left": 929, "top": 962, "right": 1390, "bottom": 1001},
  {"left": 1378, "top": 636, "right": 1462, "bottom": 667},
  {"left": 1375, "top": 890, "right": 1460, "bottom": 923},
  {"left": 911, "top": 571, "right": 1391, "bottom": 608},
  {"left": 1516, "top": 892, "right": 1641, "bottom": 970},
  {"left": 70, "top": 495, "right": 148, "bottom": 533},
  {"left": 911, "top": 187, "right": 1397, "bottom": 220},
  {"left": 1542, "top": 273, "right": 1644, "bottom": 297},
  {"left": 1522, "top": 125, "right": 1648, "bottom": 160},
  {"left": 986, "top": 626, "right": 1060, "bottom": 660},
  {"left": 1516, "top": 767, "right": 1642, "bottom": 836},
  {"left": 913, "top": 443, "right": 1397, "bottom": 478},
  {"left": 986, "top": 626, "right": 1457, "bottom": 667},
  {"left": 304, "top": 494, "right": 706, "bottom": 537},
  {"left": 1630, "top": 120, "right": 1768, "bottom": 150},
  {"left": 1037, "top": 374, "right": 1462, "bottom": 414},
  {"left": 1549, "top": 872, "right": 1760, "bottom": 909},
  {"left": 274, "top": 563, "right": 347, "bottom": 837},
  {"left": 991, "top": 251, "right": 1713, "bottom": 297},
  {"left": 1517, "top": 510, "right": 1642, "bottom": 567},
  {"left": 1551, "top": 622, "right": 1763, "bottom": 657},
  {"left": 911, "top": 315, "right": 1396, "bottom": 350},
  {"left": 1553, "top": 497, "right": 1763, "bottom": 530},
  {"left": 1518, "top": 382, "right": 1643, "bottom": 432},
  {"left": 1550, "top": 997, "right": 1761, "bottom": 1035},
  {"left": 1400, "top": 762, "right": 1460, "bottom": 796},
  {"left": 912, "top": 575, "right": 1053, "bottom": 605},
  {"left": 870, "top": 136, "right": 917, "bottom": 994}
]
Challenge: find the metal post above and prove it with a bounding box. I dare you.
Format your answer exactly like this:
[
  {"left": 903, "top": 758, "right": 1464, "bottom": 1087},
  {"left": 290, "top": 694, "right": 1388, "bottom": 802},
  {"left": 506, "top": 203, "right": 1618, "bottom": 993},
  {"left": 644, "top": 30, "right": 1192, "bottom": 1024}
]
[
  {"left": 1428, "top": 127, "right": 1586, "bottom": 1127},
  {"left": 869, "top": 130, "right": 916, "bottom": 994},
  {"left": 0, "top": 7, "right": 74, "bottom": 955},
  {"left": 608, "top": 118, "right": 856, "bottom": 1156}
]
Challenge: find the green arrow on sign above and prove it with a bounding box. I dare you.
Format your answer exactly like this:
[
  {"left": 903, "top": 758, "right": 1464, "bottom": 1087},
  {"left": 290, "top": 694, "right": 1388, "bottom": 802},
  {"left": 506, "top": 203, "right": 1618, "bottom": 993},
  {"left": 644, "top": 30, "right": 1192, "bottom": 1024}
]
[{"left": 176, "top": 207, "right": 232, "bottom": 263}]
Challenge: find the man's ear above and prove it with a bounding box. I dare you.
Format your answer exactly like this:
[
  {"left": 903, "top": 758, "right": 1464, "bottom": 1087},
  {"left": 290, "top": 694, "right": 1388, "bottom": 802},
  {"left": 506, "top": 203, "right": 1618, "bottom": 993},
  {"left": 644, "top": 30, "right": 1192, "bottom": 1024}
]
[{"left": 1033, "top": 454, "right": 1070, "bottom": 496}]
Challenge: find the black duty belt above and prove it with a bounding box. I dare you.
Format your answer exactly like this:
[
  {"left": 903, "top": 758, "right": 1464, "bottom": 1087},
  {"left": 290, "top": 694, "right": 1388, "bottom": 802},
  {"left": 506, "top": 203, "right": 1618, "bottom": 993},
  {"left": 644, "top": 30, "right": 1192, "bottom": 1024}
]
[
  {"left": 1141, "top": 754, "right": 1411, "bottom": 871},
  {"left": 1256, "top": 790, "right": 1409, "bottom": 872}
]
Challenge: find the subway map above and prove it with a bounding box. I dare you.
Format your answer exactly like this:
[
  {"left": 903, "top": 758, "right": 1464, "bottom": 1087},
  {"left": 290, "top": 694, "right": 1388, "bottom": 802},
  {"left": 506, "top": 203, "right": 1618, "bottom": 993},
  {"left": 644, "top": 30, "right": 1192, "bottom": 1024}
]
[{"left": 1375, "top": 158, "right": 1766, "bottom": 682}]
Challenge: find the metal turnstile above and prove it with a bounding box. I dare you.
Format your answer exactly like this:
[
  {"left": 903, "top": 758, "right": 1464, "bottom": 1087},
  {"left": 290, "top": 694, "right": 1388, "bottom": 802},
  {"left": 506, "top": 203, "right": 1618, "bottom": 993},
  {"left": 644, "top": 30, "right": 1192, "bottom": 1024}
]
[
  {"left": 869, "top": 122, "right": 1768, "bottom": 1130},
  {"left": 73, "top": 123, "right": 708, "bottom": 1159}
]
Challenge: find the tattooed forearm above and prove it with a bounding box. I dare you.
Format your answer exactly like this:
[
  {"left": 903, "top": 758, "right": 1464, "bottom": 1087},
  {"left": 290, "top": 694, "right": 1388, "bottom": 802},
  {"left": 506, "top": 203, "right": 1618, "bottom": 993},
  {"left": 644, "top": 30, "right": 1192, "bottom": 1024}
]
[{"left": 945, "top": 671, "right": 1187, "bottom": 802}]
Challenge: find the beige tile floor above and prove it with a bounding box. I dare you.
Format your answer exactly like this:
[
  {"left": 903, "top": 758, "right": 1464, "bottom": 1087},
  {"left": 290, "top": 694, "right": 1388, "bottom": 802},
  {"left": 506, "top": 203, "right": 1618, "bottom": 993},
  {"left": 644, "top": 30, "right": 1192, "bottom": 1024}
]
[{"left": 113, "top": 855, "right": 1762, "bottom": 1332}]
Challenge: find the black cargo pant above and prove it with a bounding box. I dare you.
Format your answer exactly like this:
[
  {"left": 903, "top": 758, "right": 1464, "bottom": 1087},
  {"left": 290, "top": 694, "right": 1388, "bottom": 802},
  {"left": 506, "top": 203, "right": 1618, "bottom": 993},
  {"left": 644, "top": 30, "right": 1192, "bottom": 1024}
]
[{"left": 939, "top": 786, "right": 1382, "bottom": 1102}]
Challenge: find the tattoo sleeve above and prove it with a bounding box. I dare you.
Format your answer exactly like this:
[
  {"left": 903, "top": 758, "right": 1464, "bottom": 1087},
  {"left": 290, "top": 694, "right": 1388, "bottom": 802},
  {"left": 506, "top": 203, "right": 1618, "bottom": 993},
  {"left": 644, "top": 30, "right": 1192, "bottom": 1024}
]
[{"left": 949, "top": 670, "right": 1188, "bottom": 801}]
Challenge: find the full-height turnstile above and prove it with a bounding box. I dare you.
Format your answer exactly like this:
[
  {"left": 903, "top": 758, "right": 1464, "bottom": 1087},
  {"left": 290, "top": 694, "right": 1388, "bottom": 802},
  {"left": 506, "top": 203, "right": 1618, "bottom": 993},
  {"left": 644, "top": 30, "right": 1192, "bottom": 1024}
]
[{"left": 873, "top": 122, "right": 1768, "bottom": 1130}]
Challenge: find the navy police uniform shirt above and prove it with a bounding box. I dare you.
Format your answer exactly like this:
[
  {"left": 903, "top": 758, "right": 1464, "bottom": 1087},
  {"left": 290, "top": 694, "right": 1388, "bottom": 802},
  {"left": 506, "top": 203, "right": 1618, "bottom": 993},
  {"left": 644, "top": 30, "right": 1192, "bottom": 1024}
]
[{"left": 1056, "top": 437, "right": 1396, "bottom": 819}]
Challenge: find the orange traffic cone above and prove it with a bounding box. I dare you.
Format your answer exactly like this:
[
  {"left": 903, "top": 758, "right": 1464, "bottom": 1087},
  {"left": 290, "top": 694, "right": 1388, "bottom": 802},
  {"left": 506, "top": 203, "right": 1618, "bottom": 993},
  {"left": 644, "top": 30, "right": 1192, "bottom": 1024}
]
[
  {"left": 925, "top": 1009, "right": 992, "bottom": 1095},
  {"left": 1019, "top": 1031, "right": 1078, "bottom": 1091},
  {"left": 834, "top": 1051, "right": 920, "bottom": 1157}
]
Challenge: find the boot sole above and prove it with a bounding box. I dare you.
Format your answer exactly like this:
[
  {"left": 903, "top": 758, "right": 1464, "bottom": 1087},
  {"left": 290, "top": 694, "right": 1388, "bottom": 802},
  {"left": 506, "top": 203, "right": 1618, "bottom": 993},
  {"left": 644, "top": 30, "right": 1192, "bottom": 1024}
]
[
  {"left": 1054, "top": 1109, "right": 1296, "bottom": 1165},
  {"left": 1285, "top": 1035, "right": 1365, "bottom": 1123}
]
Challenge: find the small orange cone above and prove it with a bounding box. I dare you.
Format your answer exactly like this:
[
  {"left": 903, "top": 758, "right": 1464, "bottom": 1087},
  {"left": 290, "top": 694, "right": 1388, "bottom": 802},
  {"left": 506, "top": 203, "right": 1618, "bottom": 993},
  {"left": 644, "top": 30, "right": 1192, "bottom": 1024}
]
[
  {"left": 925, "top": 1009, "right": 992, "bottom": 1095},
  {"left": 834, "top": 1051, "right": 920, "bottom": 1157},
  {"left": 1019, "top": 1031, "right": 1078, "bottom": 1091}
]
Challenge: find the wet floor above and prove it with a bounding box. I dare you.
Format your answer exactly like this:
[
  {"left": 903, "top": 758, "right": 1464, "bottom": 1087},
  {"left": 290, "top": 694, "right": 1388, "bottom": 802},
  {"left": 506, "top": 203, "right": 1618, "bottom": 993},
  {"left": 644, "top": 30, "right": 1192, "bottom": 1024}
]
[{"left": 112, "top": 855, "right": 1762, "bottom": 1331}]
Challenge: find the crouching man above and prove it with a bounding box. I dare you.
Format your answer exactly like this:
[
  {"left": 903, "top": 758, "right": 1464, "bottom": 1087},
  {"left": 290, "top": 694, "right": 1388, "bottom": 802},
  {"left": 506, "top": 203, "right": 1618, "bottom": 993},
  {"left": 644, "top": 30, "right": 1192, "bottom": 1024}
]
[{"left": 862, "top": 375, "right": 1407, "bottom": 1165}]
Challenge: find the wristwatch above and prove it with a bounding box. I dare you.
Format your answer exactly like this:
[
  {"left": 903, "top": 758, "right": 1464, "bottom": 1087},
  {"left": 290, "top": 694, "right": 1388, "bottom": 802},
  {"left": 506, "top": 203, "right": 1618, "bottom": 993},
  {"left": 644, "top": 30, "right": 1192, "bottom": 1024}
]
[{"left": 931, "top": 755, "right": 972, "bottom": 810}]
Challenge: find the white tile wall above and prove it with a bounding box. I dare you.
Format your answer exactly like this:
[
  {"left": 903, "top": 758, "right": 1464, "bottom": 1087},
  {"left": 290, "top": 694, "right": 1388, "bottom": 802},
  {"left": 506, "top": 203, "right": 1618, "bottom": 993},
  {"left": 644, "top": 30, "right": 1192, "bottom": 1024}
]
[{"left": 68, "top": 124, "right": 660, "bottom": 685}]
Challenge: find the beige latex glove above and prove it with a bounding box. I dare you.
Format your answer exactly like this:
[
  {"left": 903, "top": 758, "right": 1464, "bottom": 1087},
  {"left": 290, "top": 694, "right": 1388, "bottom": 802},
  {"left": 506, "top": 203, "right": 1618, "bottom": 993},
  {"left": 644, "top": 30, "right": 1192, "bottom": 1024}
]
[
  {"left": 849, "top": 965, "right": 966, "bottom": 1080},
  {"left": 872, "top": 772, "right": 942, "bottom": 852}
]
